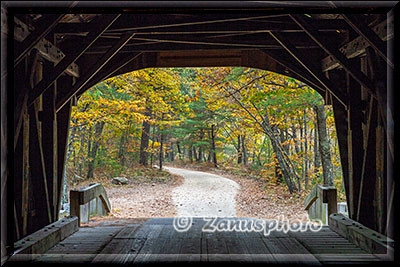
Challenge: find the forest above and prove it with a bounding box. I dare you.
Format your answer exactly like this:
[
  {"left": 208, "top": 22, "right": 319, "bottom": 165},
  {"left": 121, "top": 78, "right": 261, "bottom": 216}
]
[{"left": 62, "top": 67, "right": 345, "bottom": 206}]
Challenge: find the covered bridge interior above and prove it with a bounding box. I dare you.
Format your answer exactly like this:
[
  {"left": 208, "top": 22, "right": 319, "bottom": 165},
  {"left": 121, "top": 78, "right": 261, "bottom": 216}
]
[{"left": 1, "top": 1, "right": 396, "bottom": 264}]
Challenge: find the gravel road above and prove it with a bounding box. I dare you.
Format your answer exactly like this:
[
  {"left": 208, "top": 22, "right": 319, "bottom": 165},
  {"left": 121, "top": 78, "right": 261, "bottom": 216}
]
[{"left": 164, "top": 166, "right": 240, "bottom": 217}]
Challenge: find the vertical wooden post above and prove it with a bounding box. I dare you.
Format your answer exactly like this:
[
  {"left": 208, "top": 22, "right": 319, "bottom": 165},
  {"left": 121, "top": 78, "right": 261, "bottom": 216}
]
[
  {"left": 329, "top": 69, "right": 351, "bottom": 214},
  {"left": 21, "top": 107, "right": 29, "bottom": 237},
  {"left": 375, "top": 111, "right": 385, "bottom": 234},
  {"left": 1, "top": 40, "right": 11, "bottom": 257},
  {"left": 13, "top": 56, "right": 28, "bottom": 242},
  {"left": 355, "top": 54, "right": 378, "bottom": 230},
  {"left": 69, "top": 191, "right": 81, "bottom": 226},
  {"left": 56, "top": 75, "right": 73, "bottom": 216},
  {"left": 325, "top": 187, "right": 338, "bottom": 217},
  {"left": 346, "top": 67, "right": 364, "bottom": 220},
  {"left": 42, "top": 60, "right": 58, "bottom": 221},
  {"left": 360, "top": 47, "right": 389, "bottom": 235},
  {"left": 28, "top": 58, "right": 53, "bottom": 232}
]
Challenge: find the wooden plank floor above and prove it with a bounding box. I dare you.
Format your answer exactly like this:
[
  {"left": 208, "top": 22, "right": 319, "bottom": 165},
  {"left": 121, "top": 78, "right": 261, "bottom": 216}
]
[{"left": 29, "top": 217, "right": 381, "bottom": 265}]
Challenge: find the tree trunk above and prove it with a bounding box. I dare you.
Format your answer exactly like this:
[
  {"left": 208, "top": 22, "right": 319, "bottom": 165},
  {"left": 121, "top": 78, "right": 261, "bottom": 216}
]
[
  {"left": 87, "top": 121, "right": 105, "bottom": 178},
  {"left": 169, "top": 142, "right": 174, "bottom": 161},
  {"left": 241, "top": 135, "right": 248, "bottom": 165},
  {"left": 189, "top": 144, "right": 193, "bottom": 163},
  {"left": 60, "top": 119, "right": 76, "bottom": 206},
  {"left": 264, "top": 111, "right": 299, "bottom": 193},
  {"left": 159, "top": 113, "right": 165, "bottom": 170},
  {"left": 192, "top": 145, "right": 197, "bottom": 161},
  {"left": 237, "top": 135, "right": 242, "bottom": 164},
  {"left": 177, "top": 142, "right": 183, "bottom": 160},
  {"left": 150, "top": 125, "right": 155, "bottom": 167},
  {"left": 314, "top": 104, "right": 334, "bottom": 186},
  {"left": 139, "top": 115, "right": 151, "bottom": 166},
  {"left": 211, "top": 124, "right": 217, "bottom": 167},
  {"left": 304, "top": 109, "right": 309, "bottom": 189},
  {"left": 77, "top": 128, "right": 86, "bottom": 177},
  {"left": 222, "top": 86, "right": 299, "bottom": 192},
  {"left": 118, "top": 132, "right": 126, "bottom": 167},
  {"left": 293, "top": 125, "right": 300, "bottom": 154},
  {"left": 197, "top": 129, "right": 204, "bottom": 162},
  {"left": 313, "top": 121, "right": 321, "bottom": 175}
]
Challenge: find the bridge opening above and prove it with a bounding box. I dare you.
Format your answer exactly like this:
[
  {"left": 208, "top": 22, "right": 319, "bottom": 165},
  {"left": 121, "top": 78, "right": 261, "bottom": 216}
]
[{"left": 61, "top": 66, "right": 345, "bottom": 225}]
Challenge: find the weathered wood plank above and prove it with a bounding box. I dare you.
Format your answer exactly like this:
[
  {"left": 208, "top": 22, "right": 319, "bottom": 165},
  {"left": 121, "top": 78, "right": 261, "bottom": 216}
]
[
  {"left": 157, "top": 237, "right": 185, "bottom": 262},
  {"left": 92, "top": 237, "right": 146, "bottom": 264},
  {"left": 262, "top": 237, "right": 312, "bottom": 263},
  {"left": 225, "top": 237, "right": 252, "bottom": 262},
  {"left": 133, "top": 238, "right": 167, "bottom": 263},
  {"left": 281, "top": 239, "right": 321, "bottom": 265},
  {"left": 206, "top": 237, "right": 229, "bottom": 262},
  {"left": 177, "top": 238, "right": 201, "bottom": 262},
  {"left": 113, "top": 225, "right": 140, "bottom": 239},
  {"left": 124, "top": 238, "right": 147, "bottom": 263},
  {"left": 10, "top": 216, "right": 78, "bottom": 263},
  {"left": 69, "top": 183, "right": 111, "bottom": 225},
  {"left": 329, "top": 213, "right": 394, "bottom": 255},
  {"left": 305, "top": 185, "right": 318, "bottom": 210},
  {"left": 242, "top": 237, "right": 276, "bottom": 263},
  {"left": 158, "top": 225, "right": 175, "bottom": 239}
]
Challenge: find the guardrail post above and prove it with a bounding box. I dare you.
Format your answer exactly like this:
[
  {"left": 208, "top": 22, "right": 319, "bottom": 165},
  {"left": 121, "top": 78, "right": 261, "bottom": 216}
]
[
  {"left": 305, "top": 184, "right": 338, "bottom": 224},
  {"left": 69, "top": 183, "right": 111, "bottom": 226},
  {"left": 69, "top": 191, "right": 81, "bottom": 225}
]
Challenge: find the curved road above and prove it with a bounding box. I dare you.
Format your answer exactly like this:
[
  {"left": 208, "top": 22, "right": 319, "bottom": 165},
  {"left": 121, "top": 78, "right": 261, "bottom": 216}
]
[{"left": 163, "top": 166, "right": 240, "bottom": 217}]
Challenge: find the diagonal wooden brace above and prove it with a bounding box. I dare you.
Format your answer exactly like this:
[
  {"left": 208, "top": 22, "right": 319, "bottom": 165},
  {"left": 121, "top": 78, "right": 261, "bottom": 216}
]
[{"left": 27, "top": 14, "right": 121, "bottom": 107}]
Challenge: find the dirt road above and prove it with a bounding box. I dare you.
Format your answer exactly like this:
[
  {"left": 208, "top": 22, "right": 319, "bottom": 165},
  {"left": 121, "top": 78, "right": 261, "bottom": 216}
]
[{"left": 164, "top": 166, "right": 240, "bottom": 217}]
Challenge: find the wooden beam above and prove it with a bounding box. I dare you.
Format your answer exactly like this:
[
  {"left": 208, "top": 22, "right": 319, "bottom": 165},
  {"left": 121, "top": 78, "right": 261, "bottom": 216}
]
[
  {"left": 27, "top": 14, "right": 121, "bottom": 107},
  {"left": 92, "top": 31, "right": 325, "bottom": 48},
  {"left": 56, "top": 31, "right": 135, "bottom": 112},
  {"left": 14, "top": 14, "right": 65, "bottom": 67},
  {"left": 321, "top": 16, "right": 393, "bottom": 72},
  {"left": 329, "top": 213, "right": 394, "bottom": 256},
  {"left": 12, "top": 16, "right": 79, "bottom": 78},
  {"left": 11, "top": 216, "right": 78, "bottom": 259},
  {"left": 341, "top": 14, "right": 393, "bottom": 68},
  {"left": 53, "top": 18, "right": 351, "bottom": 34},
  {"left": 104, "top": 14, "right": 292, "bottom": 33},
  {"left": 268, "top": 31, "right": 347, "bottom": 107},
  {"left": 289, "top": 14, "right": 377, "bottom": 99},
  {"left": 14, "top": 50, "right": 40, "bottom": 150},
  {"left": 87, "top": 34, "right": 323, "bottom": 54}
]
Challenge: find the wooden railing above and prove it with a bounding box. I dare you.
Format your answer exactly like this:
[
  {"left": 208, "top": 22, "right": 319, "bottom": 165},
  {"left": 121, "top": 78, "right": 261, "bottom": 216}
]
[
  {"left": 304, "top": 184, "right": 337, "bottom": 224},
  {"left": 329, "top": 213, "right": 394, "bottom": 256},
  {"left": 70, "top": 183, "right": 111, "bottom": 225}
]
